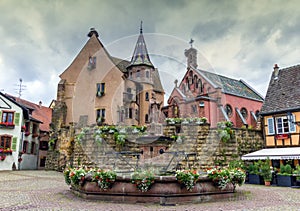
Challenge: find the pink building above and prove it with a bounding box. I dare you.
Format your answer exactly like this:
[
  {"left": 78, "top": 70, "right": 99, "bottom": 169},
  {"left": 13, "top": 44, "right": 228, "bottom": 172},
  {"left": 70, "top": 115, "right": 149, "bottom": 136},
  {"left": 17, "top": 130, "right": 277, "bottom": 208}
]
[{"left": 162, "top": 45, "right": 264, "bottom": 128}]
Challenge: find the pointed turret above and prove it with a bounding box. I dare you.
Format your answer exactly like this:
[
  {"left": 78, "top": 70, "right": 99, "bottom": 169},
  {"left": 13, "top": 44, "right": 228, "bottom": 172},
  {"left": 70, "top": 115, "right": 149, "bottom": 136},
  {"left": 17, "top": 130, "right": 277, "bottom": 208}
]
[{"left": 127, "top": 22, "right": 154, "bottom": 69}]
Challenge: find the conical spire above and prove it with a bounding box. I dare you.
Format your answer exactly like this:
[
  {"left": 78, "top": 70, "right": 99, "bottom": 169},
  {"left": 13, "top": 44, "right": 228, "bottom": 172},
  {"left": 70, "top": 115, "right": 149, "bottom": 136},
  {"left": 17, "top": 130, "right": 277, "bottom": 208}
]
[{"left": 128, "top": 22, "right": 154, "bottom": 68}]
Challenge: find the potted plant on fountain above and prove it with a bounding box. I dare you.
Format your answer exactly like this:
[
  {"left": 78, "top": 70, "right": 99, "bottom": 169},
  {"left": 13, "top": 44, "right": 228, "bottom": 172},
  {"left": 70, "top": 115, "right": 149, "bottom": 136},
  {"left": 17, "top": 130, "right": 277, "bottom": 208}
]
[{"left": 277, "top": 163, "right": 295, "bottom": 187}]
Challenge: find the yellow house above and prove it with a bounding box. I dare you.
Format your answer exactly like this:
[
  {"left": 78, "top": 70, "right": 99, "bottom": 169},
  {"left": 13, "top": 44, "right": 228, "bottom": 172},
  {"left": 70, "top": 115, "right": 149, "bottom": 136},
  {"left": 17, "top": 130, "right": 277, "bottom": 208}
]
[
  {"left": 242, "top": 64, "right": 300, "bottom": 167},
  {"left": 52, "top": 26, "right": 164, "bottom": 128}
]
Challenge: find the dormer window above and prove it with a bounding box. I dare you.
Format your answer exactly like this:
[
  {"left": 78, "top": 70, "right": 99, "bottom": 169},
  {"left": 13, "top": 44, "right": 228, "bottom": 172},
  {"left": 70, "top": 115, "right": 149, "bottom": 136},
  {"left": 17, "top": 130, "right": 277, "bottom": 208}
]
[
  {"left": 88, "top": 56, "right": 96, "bottom": 70},
  {"left": 241, "top": 108, "right": 248, "bottom": 119}
]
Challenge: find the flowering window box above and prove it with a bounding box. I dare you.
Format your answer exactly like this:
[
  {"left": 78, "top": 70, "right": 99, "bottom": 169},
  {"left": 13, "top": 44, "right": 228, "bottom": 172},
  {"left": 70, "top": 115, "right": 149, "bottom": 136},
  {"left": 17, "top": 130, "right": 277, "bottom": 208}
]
[
  {"left": 0, "top": 148, "right": 13, "bottom": 155},
  {"left": 0, "top": 122, "right": 15, "bottom": 129}
]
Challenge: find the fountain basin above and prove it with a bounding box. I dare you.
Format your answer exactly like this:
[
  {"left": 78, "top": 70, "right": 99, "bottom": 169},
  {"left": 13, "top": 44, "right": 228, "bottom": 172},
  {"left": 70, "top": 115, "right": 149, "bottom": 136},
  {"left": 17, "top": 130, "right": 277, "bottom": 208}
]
[{"left": 71, "top": 175, "right": 234, "bottom": 204}]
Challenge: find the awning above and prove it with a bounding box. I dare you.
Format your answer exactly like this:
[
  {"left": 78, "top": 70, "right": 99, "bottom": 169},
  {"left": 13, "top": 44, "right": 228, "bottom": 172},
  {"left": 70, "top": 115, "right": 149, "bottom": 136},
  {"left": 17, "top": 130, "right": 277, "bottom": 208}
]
[{"left": 241, "top": 147, "right": 300, "bottom": 160}]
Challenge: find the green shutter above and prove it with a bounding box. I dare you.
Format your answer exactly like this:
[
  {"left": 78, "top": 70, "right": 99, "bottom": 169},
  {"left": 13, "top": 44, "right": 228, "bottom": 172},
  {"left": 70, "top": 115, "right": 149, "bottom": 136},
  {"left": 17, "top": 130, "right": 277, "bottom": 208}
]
[
  {"left": 0, "top": 111, "right": 2, "bottom": 121},
  {"left": 14, "top": 112, "right": 20, "bottom": 126},
  {"left": 12, "top": 137, "right": 17, "bottom": 151}
]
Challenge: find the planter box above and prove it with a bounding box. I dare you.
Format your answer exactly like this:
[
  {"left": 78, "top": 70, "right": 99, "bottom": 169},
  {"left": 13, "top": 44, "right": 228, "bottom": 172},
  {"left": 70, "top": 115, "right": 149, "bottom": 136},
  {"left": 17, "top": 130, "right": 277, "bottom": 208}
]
[
  {"left": 276, "top": 175, "right": 295, "bottom": 187},
  {"left": 71, "top": 176, "right": 235, "bottom": 205},
  {"left": 248, "top": 174, "right": 264, "bottom": 185}
]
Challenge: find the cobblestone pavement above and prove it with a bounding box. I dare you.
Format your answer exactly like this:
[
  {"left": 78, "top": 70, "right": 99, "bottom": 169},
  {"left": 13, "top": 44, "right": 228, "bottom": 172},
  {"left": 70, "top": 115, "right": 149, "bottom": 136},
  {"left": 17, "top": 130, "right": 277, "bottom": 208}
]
[{"left": 0, "top": 170, "right": 300, "bottom": 211}]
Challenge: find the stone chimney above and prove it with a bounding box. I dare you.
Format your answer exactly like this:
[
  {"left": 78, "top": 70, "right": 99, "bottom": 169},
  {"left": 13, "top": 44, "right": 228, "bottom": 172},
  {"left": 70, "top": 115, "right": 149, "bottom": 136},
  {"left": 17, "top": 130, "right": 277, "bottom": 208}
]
[
  {"left": 273, "top": 64, "right": 279, "bottom": 80},
  {"left": 87, "top": 27, "right": 99, "bottom": 38}
]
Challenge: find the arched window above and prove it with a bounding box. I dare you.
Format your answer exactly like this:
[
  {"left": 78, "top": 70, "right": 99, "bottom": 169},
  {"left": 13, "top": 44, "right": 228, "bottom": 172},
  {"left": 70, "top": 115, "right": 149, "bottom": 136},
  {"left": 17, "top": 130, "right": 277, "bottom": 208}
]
[
  {"left": 194, "top": 75, "right": 198, "bottom": 88},
  {"left": 198, "top": 79, "right": 203, "bottom": 93},
  {"left": 145, "top": 92, "right": 149, "bottom": 101},
  {"left": 145, "top": 114, "right": 149, "bottom": 123},
  {"left": 225, "top": 104, "right": 233, "bottom": 117},
  {"left": 241, "top": 107, "right": 248, "bottom": 119}
]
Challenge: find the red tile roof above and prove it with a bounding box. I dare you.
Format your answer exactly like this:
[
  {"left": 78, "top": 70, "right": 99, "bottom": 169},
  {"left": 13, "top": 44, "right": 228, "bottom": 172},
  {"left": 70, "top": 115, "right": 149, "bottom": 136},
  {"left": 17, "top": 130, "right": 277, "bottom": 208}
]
[{"left": 5, "top": 94, "right": 52, "bottom": 132}]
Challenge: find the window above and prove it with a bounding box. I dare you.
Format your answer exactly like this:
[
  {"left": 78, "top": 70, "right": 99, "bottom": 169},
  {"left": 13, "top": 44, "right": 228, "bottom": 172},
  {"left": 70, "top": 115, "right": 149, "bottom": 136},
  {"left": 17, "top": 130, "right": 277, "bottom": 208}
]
[
  {"left": 240, "top": 108, "right": 248, "bottom": 119},
  {"left": 267, "top": 118, "right": 274, "bottom": 135},
  {"left": 145, "top": 92, "right": 149, "bottom": 101},
  {"left": 88, "top": 56, "right": 96, "bottom": 70},
  {"left": 136, "top": 70, "right": 140, "bottom": 78},
  {"left": 96, "top": 109, "right": 106, "bottom": 122},
  {"left": 145, "top": 114, "right": 149, "bottom": 123},
  {"left": 191, "top": 105, "right": 197, "bottom": 113},
  {"left": 0, "top": 135, "right": 12, "bottom": 149},
  {"left": 39, "top": 141, "right": 49, "bottom": 150},
  {"left": 23, "top": 140, "right": 28, "bottom": 153},
  {"left": 25, "top": 122, "right": 31, "bottom": 136},
  {"left": 225, "top": 104, "right": 233, "bottom": 117},
  {"left": 146, "top": 71, "right": 149, "bottom": 78},
  {"left": 32, "top": 123, "right": 39, "bottom": 137},
  {"left": 129, "top": 108, "right": 133, "bottom": 119},
  {"left": 96, "top": 83, "right": 105, "bottom": 97},
  {"left": 276, "top": 116, "right": 296, "bottom": 134},
  {"left": 1, "top": 111, "right": 14, "bottom": 126},
  {"left": 198, "top": 79, "right": 203, "bottom": 93},
  {"left": 31, "top": 142, "right": 36, "bottom": 154}
]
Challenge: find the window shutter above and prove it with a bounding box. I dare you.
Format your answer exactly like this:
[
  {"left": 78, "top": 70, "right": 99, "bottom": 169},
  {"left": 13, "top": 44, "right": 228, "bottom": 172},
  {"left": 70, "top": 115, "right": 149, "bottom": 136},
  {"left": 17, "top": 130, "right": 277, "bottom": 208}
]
[
  {"left": 289, "top": 115, "right": 296, "bottom": 132},
  {"left": 12, "top": 137, "right": 17, "bottom": 151},
  {"left": 14, "top": 112, "right": 20, "bottom": 126},
  {"left": 267, "top": 118, "right": 274, "bottom": 135}
]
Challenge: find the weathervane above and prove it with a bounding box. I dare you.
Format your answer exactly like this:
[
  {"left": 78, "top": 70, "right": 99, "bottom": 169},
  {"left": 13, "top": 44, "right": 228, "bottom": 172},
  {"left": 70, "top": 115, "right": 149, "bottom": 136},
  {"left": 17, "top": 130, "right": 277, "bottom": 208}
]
[{"left": 189, "top": 38, "right": 194, "bottom": 48}]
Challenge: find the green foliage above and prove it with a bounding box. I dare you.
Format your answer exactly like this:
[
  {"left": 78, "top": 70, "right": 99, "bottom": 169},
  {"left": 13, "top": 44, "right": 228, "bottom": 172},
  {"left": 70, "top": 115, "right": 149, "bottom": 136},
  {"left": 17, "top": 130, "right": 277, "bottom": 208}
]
[
  {"left": 217, "top": 121, "right": 234, "bottom": 143},
  {"left": 207, "top": 167, "right": 246, "bottom": 190},
  {"left": 229, "top": 160, "right": 245, "bottom": 170},
  {"left": 165, "top": 117, "right": 208, "bottom": 124},
  {"left": 66, "top": 167, "right": 86, "bottom": 186},
  {"left": 131, "top": 169, "right": 155, "bottom": 192},
  {"left": 279, "top": 164, "right": 293, "bottom": 176},
  {"left": 176, "top": 169, "right": 200, "bottom": 191},
  {"left": 259, "top": 158, "right": 272, "bottom": 181},
  {"left": 293, "top": 165, "right": 300, "bottom": 180}
]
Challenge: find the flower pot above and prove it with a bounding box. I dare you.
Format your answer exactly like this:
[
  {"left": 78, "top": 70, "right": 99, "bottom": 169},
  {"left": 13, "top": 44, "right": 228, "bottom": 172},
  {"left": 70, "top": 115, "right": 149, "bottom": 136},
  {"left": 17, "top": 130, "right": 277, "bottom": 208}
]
[
  {"left": 276, "top": 175, "right": 295, "bottom": 187},
  {"left": 248, "top": 174, "right": 264, "bottom": 185}
]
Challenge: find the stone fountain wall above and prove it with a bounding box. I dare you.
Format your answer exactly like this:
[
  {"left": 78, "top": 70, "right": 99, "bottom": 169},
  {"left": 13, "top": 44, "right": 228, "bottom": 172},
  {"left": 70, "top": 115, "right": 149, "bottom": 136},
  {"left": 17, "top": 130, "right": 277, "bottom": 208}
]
[{"left": 46, "top": 124, "right": 264, "bottom": 171}]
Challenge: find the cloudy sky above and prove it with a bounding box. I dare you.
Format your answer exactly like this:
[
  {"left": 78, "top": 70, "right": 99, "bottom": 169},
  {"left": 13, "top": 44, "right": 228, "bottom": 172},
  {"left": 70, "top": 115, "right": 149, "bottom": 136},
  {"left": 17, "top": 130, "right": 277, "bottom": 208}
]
[{"left": 0, "top": 0, "right": 299, "bottom": 106}]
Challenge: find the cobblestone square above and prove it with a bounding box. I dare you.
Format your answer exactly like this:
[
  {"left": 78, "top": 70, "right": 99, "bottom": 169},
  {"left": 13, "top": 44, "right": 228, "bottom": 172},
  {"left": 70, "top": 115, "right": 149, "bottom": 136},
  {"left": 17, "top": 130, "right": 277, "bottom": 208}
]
[{"left": 0, "top": 170, "right": 299, "bottom": 211}]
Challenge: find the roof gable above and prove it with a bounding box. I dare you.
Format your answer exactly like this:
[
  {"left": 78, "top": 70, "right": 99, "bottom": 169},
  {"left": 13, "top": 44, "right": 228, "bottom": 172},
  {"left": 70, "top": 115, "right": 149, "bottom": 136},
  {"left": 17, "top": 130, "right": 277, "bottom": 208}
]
[{"left": 261, "top": 64, "right": 300, "bottom": 115}]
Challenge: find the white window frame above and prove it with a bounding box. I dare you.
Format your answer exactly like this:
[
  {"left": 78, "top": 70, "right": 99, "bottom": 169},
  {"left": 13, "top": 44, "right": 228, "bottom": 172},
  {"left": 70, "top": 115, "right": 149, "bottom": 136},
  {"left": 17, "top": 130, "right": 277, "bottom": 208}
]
[{"left": 275, "top": 115, "right": 296, "bottom": 134}]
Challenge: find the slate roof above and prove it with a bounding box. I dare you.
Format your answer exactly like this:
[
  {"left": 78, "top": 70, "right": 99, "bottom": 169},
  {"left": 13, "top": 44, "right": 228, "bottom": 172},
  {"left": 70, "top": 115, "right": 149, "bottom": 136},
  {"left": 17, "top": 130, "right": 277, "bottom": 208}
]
[
  {"left": 196, "top": 69, "right": 264, "bottom": 101},
  {"left": 260, "top": 64, "right": 300, "bottom": 115},
  {"left": 127, "top": 29, "right": 154, "bottom": 68}
]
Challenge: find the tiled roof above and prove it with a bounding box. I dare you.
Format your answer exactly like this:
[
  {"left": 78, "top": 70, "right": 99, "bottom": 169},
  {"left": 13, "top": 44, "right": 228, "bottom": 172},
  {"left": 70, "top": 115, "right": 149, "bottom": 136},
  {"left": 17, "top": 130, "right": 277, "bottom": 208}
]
[
  {"left": 260, "top": 64, "right": 300, "bottom": 115},
  {"left": 5, "top": 94, "right": 52, "bottom": 132},
  {"left": 152, "top": 68, "right": 164, "bottom": 93},
  {"left": 197, "top": 69, "right": 264, "bottom": 101},
  {"left": 110, "top": 57, "right": 130, "bottom": 73},
  {"left": 127, "top": 31, "right": 154, "bottom": 68}
]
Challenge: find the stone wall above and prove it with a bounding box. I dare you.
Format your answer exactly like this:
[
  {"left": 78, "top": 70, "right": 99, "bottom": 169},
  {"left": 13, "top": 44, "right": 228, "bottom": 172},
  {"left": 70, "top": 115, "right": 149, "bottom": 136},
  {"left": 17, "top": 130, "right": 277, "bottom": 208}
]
[{"left": 46, "top": 124, "right": 264, "bottom": 172}]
